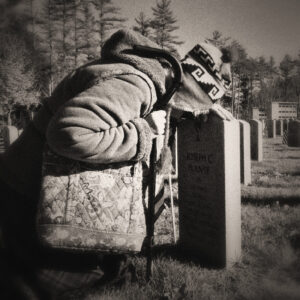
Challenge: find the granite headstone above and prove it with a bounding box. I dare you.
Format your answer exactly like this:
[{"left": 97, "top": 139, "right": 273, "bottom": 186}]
[
  {"left": 177, "top": 116, "right": 241, "bottom": 268},
  {"left": 250, "top": 119, "right": 263, "bottom": 161},
  {"left": 287, "top": 120, "right": 300, "bottom": 147},
  {"left": 276, "top": 120, "right": 283, "bottom": 136},
  {"left": 267, "top": 119, "right": 276, "bottom": 138}
]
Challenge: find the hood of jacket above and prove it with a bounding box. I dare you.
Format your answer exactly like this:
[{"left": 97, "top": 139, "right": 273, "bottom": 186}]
[
  {"left": 101, "top": 29, "right": 167, "bottom": 99},
  {"left": 101, "top": 29, "right": 215, "bottom": 114}
]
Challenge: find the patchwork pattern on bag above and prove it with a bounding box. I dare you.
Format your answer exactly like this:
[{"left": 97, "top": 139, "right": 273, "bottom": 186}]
[{"left": 37, "top": 147, "right": 147, "bottom": 253}]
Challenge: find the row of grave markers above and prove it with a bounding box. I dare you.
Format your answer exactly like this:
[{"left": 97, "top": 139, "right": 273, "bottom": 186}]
[
  {"left": 266, "top": 119, "right": 300, "bottom": 146},
  {"left": 176, "top": 117, "right": 300, "bottom": 268},
  {"left": 1, "top": 117, "right": 297, "bottom": 269},
  {"left": 0, "top": 119, "right": 262, "bottom": 269},
  {"left": 170, "top": 118, "right": 262, "bottom": 184},
  {"left": 266, "top": 119, "right": 290, "bottom": 138}
]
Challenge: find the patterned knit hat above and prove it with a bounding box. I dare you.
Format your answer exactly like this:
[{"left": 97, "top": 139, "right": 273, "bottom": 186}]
[{"left": 182, "top": 41, "right": 232, "bottom": 101}]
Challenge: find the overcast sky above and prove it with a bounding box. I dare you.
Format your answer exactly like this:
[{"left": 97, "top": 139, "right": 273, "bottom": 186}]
[{"left": 118, "top": 0, "right": 300, "bottom": 64}]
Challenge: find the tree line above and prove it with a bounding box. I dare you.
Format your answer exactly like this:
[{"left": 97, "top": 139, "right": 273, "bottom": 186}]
[
  {"left": 206, "top": 31, "right": 300, "bottom": 118},
  {"left": 0, "top": 0, "right": 299, "bottom": 124}
]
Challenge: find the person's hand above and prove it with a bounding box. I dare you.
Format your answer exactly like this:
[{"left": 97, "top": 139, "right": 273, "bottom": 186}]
[
  {"left": 145, "top": 110, "right": 167, "bottom": 137},
  {"left": 209, "top": 104, "right": 235, "bottom": 121}
]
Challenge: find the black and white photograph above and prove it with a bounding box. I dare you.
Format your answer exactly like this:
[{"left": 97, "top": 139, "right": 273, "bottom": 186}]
[{"left": 0, "top": 0, "right": 299, "bottom": 299}]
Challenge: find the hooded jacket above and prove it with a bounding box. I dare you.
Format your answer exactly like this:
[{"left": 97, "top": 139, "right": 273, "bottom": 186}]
[
  {"left": 0, "top": 30, "right": 173, "bottom": 199},
  {"left": 0, "top": 29, "right": 217, "bottom": 200}
]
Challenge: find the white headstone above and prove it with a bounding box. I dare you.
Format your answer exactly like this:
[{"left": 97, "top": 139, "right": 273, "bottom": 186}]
[
  {"left": 3, "top": 125, "right": 18, "bottom": 149},
  {"left": 250, "top": 120, "right": 263, "bottom": 161},
  {"left": 18, "top": 129, "right": 23, "bottom": 136},
  {"left": 287, "top": 120, "right": 300, "bottom": 147},
  {"left": 239, "top": 120, "right": 251, "bottom": 185},
  {"left": 177, "top": 116, "right": 241, "bottom": 268},
  {"left": 261, "top": 119, "right": 267, "bottom": 137}
]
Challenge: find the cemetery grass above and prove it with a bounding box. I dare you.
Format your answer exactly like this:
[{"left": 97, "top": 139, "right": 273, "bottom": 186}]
[
  {"left": 65, "top": 138, "right": 300, "bottom": 300},
  {"left": 242, "top": 137, "right": 300, "bottom": 204}
]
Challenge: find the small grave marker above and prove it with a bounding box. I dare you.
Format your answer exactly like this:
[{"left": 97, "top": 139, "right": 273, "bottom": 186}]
[
  {"left": 276, "top": 120, "right": 283, "bottom": 136},
  {"left": 2, "top": 125, "right": 18, "bottom": 150},
  {"left": 250, "top": 119, "right": 263, "bottom": 161},
  {"left": 283, "top": 119, "right": 289, "bottom": 131},
  {"left": 239, "top": 120, "right": 251, "bottom": 185},
  {"left": 267, "top": 119, "right": 276, "bottom": 138},
  {"left": 287, "top": 120, "right": 300, "bottom": 147}
]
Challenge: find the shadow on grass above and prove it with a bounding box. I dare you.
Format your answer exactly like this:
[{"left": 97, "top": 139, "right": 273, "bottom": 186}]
[
  {"left": 242, "top": 195, "right": 300, "bottom": 206},
  {"left": 289, "top": 171, "right": 300, "bottom": 176},
  {"left": 284, "top": 171, "right": 300, "bottom": 176},
  {"left": 285, "top": 147, "right": 300, "bottom": 151},
  {"left": 272, "top": 142, "right": 283, "bottom": 145},
  {"left": 146, "top": 244, "right": 226, "bottom": 269}
]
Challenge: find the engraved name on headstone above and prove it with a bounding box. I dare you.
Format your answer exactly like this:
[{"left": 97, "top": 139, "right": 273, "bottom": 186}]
[
  {"left": 177, "top": 116, "right": 241, "bottom": 268},
  {"left": 239, "top": 120, "right": 251, "bottom": 185}
]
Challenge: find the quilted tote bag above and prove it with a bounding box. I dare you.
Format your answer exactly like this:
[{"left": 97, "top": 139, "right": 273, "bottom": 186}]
[{"left": 36, "top": 145, "right": 149, "bottom": 254}]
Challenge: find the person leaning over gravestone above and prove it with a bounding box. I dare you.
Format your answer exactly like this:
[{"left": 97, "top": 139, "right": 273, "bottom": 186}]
[{"left": 0, "top": 29, "right": 233, "bottom": 299}]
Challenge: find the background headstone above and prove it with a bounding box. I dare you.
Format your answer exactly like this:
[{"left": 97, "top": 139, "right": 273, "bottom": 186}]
[
  {"left": 283, "top": 119, "right": 289, "bottom": 131},
  {"left": 276, "top": 120, "right": 283, "bottom": 136},
  {"left": 250, "top": 119, "right": 263, "bottom": 161},
  {"left": 267, "top": 119, "right": 276, "bottom": 138},
  {"left": 0, "top": 127, "right": 5, "bottom": 153},
  {"left": 2, "top": 125, "right": 18, "bottom": 151},
  {"left": 177, "top": 116, "right": 241, "bottom": 268},
  {"left": 18, "top": 129, "right": 24, "bottom": 136},
  {"left": 287, "top": 120, "right": 300, "bottom": 147},
  {"left": 280, "top": 120, "right": 284, "bottom": 136},
  {"left": 239, "top": 120, "right": 251, "bottom": 185},
  {"left": 261, "top": 119, "right": 267, "bottom": 137}
]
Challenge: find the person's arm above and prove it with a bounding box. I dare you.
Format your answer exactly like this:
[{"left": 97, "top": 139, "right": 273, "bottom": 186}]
[{"left": 46, "top": 74, "right": 155, "bottom": 163}]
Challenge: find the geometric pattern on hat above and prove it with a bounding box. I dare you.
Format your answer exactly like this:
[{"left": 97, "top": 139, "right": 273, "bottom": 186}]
[
  {"left": 188, "top": 43, "right": 231, "bottom": 90},
  {"left": 182, "top": 42, "right": 231, "bottom": 101}
]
